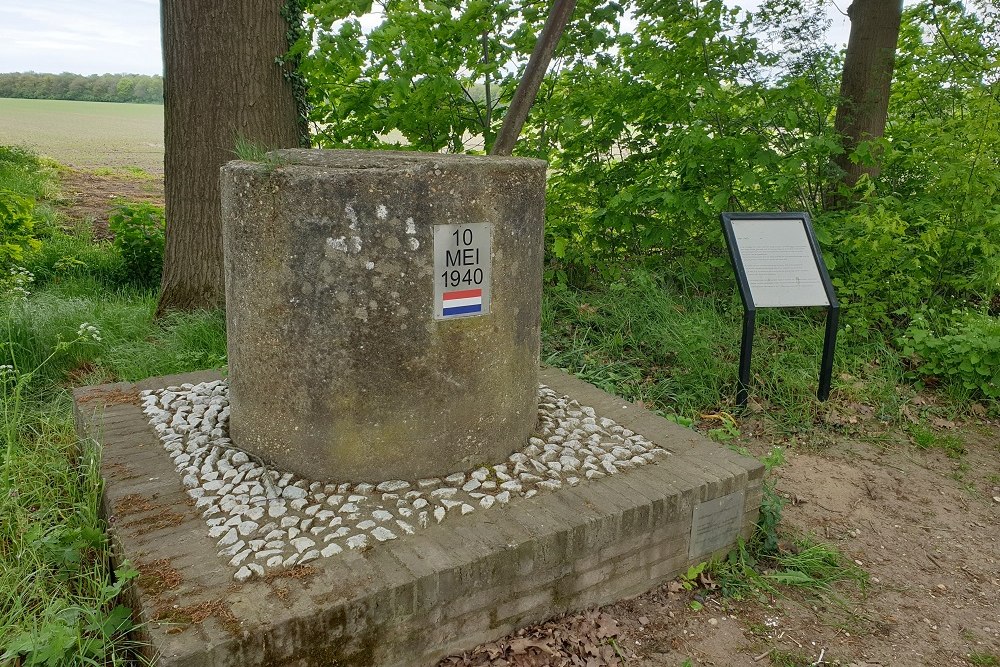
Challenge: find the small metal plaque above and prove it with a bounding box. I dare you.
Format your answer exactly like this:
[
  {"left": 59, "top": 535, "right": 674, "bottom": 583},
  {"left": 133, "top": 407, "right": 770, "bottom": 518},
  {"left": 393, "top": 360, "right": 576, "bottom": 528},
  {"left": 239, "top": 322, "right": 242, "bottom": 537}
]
[
  {"left": 689, "top": 490, "right": 745, "bottom": 559},
  {"left": 730, "top": 218, "right": 829, "bottom": 308},
  {"left": 433, "top": 223, "right": 492, "bottom": 320}
]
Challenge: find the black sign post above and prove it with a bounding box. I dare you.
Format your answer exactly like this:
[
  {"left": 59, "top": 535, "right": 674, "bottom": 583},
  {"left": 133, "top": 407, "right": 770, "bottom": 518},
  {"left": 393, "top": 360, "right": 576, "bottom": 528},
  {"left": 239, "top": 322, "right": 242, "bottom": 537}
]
[{"left": 721, "top": 212, "right": 839, "bottom": 406}]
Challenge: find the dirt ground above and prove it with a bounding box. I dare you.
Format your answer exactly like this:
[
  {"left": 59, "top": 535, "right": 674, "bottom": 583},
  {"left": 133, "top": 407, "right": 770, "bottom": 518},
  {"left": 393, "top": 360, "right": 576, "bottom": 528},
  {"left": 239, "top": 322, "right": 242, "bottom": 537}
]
[
  {"left": 57, "top": 168, "right": 164, "bottom": 240},
  {"left": 441, "top": 414, "right": 1000, "bottom": 667},
  {"left": 56, "top": 170, "right": 999, "bottom": 667}
]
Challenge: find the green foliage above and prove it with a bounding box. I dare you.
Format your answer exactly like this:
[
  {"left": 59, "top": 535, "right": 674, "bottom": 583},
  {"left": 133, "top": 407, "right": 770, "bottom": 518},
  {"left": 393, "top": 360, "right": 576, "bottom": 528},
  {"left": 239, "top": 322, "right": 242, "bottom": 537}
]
[
  {"left": 108, "top": 200, "right": 165, "bottom": 288},
  {"left": 0, "top": 145, "right": 58, "bottom": 203},
  {"left": 300, "top": 0, "right": 1000, "bottom": 377},
  {"left": 300, "top": 0, "right": 625, "bottom": 153},
  {"left": 0, "top": 264, "right": 226, "bottom": 664},
  {"left": 0, "top": 190, "right": 42, "bottom": 267},
  {"left": 817, "top": 1, "right": 1000, "bottom": 330},
  {"left": 23, "top": 229, "right": 126, "bottom": 288},
  {"left": 0, "top": 316, "right": 140, "bottom": 666},
  {"left": 902, "top": 311, "right": 1000, "bottom": 399},
  {"left": 969, "top": 653, "right": 1000, "bottom": 667},
  {"left": 0, "top": 71, "right": 163, "bottom": 104}
]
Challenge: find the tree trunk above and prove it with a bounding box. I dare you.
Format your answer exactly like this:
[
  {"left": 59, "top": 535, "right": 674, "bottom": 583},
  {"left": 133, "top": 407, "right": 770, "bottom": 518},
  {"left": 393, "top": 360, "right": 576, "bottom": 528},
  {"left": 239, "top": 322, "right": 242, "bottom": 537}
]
[
  {"left": 158, "top": 0, "right": 304, "bottom": 315},
  {"left": 832, "top": 0, "right": 903, "bottom": 195}
]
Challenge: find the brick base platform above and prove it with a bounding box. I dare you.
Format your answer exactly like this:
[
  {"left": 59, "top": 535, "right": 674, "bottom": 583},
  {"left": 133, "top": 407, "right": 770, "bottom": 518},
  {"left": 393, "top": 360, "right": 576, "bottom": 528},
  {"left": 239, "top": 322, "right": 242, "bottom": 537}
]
[{"left": 74, "top": 367, "right": 763, "bottom": 667}]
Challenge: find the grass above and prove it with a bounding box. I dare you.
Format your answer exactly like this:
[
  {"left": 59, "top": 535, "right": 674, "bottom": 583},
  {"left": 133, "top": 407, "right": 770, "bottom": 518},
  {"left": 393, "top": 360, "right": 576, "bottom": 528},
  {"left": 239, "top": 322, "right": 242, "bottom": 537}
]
[
  {"left": 0, "top": 267, "right": 227, "bottom": 665},
  {"left": 542, "top": 268, "right": 913, "bottom": 433},
  {"left": 0, "top": 98, "right": 163, "bottom": 174},
  {"left": 1, "top": 146, "right": 224, "bottom": 665}
]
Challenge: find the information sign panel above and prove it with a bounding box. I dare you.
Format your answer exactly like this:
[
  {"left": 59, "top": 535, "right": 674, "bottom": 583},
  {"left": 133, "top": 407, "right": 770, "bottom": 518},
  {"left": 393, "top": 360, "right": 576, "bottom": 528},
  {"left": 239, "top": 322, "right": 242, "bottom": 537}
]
[
  {"left": 730, "top": 218, "right": 829, "bottom": 307},
  {"left": 433, "top": 222, "right": 492, "bottom": 320},
  {"left": 721, "top": 212, "right": 839, "bottom": 404}
]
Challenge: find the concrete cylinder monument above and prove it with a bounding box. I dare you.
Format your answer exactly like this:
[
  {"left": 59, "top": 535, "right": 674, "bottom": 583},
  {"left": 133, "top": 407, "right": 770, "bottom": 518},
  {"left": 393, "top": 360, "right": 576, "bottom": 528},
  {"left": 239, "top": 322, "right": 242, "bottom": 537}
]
[{"left": 220, "top": 149, "right": 546, "bottom": 482}]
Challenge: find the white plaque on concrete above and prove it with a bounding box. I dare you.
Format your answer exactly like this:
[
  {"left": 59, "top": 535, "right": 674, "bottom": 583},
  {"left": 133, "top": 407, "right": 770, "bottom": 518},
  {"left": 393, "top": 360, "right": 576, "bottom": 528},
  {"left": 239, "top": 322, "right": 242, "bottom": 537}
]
[
  {"left": 730, "top": 218, "right": 829, "bottom": 307},
  {"left": 433, "top": 223, "right": 492, "bottom": 320},
  {"left": 689, "top": 490, "right": 745, "bottom": 559}
]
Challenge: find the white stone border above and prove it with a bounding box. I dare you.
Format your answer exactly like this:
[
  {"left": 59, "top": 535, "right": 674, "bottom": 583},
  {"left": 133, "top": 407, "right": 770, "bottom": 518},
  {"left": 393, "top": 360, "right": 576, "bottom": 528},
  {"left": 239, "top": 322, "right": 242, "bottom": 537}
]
[{"left": 141, "top": 381, "right": 669, "bottom": 582}]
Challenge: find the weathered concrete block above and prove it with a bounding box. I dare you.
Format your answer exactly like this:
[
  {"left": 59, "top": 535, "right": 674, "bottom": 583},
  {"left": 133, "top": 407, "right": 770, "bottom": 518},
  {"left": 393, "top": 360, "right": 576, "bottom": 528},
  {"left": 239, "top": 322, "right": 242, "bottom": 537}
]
[{"left": 220, "top": 149, "right": 547, "bottom": 481}]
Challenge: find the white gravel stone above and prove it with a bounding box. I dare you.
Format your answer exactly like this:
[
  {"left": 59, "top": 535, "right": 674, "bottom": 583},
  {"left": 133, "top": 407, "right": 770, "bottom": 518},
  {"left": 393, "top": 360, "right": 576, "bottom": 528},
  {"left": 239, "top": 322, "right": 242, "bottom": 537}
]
[
  {"left": 237, "top": 521, "right": 258, "bottom": 537},
  {"left": 234, "top": 566, "right": 252, "bottom": 582},
  {"left": 321, "top": 543, "right": 343, "bottom": 557},
  {"left": 376, "top": 480, "right": 410, "bottom": 492},
  {"left": 372, "top": 510, "right": 394, "bottom": 522},
  {"left": 371, "top": 526, "right": 396, "bottom": 541},
  {"left": 347, "top": 534, "right": 369, "bottom": 550},
  {"left": 229, "top": 549, "right": 252, "bottom": 566},
  {"left": 217, "top": 528, "right": 238, "bottom": 547},
  {"left": 281, "top": 485, "right": 307, "bottom": 500}
]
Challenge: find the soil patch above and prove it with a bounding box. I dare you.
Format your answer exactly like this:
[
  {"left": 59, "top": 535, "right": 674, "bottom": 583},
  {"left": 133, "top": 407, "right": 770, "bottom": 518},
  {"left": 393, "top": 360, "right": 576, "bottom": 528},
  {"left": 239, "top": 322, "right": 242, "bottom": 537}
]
[
  {"left": 443, "top": 422, "right": 1000, "bottom": 666},
  {"left": 56, "top": 169, "right": 164, "bottom": 240}
]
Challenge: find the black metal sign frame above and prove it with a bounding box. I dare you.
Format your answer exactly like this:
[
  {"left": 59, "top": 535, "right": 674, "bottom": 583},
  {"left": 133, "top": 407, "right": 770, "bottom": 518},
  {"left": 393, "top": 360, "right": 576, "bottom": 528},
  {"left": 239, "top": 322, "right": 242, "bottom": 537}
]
[{"left": 720, "top": 212, "right": 839, "bottom": 406}]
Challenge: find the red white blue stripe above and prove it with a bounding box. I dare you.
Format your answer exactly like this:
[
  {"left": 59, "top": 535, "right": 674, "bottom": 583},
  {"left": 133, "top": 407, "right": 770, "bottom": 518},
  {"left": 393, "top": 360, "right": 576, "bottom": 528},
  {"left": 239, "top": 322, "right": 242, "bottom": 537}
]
[{"left": 442, "top": 288, "right": 482, "bottom": 316}]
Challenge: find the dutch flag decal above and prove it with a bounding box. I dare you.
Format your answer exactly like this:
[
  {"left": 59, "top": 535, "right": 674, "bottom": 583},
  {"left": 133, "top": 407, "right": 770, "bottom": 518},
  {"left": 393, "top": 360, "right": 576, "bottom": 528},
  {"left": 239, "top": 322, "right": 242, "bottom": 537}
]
[{"left": 442, "top": 288, "right": 483, "bottom": 317}]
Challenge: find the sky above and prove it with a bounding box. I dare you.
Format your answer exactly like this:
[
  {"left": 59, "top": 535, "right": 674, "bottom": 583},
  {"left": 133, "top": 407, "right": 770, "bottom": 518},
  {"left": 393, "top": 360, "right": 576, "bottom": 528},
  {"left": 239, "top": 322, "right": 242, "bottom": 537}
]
[{"left": 0, "top": 0, "right": 851, "bottom": 77}]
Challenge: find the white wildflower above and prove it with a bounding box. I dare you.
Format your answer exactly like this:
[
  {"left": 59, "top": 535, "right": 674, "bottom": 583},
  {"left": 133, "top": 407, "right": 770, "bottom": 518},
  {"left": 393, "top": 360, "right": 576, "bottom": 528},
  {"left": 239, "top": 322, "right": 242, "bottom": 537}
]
[{"left": 76, "top": 322, "right": 103, "bottom": 342}]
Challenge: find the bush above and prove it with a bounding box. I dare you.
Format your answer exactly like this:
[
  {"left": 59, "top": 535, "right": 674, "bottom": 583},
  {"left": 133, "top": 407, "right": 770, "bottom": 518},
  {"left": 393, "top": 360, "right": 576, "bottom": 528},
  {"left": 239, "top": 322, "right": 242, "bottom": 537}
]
[
  {"left": 108, "top": 200, "right": 164, "bottom": 288},
  {"left": 901, "top": 311, "right": 1000, "bottom": 400},
  {"left": 0, "top": 190, "right": 42, "bottom": 268}
]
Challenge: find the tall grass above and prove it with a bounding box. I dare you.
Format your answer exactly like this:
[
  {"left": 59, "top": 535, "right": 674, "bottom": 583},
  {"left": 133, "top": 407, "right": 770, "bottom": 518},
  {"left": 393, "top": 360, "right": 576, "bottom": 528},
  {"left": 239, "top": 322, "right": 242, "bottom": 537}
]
[
  {"left": 0, "top": 265, "right": 227, "bottom": 664},
  {"left": 542, "top": 268, "right": 910, "bottom": 431},
  {"left": 1, "top": 148, "right": 226, "bottom": 664}
]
